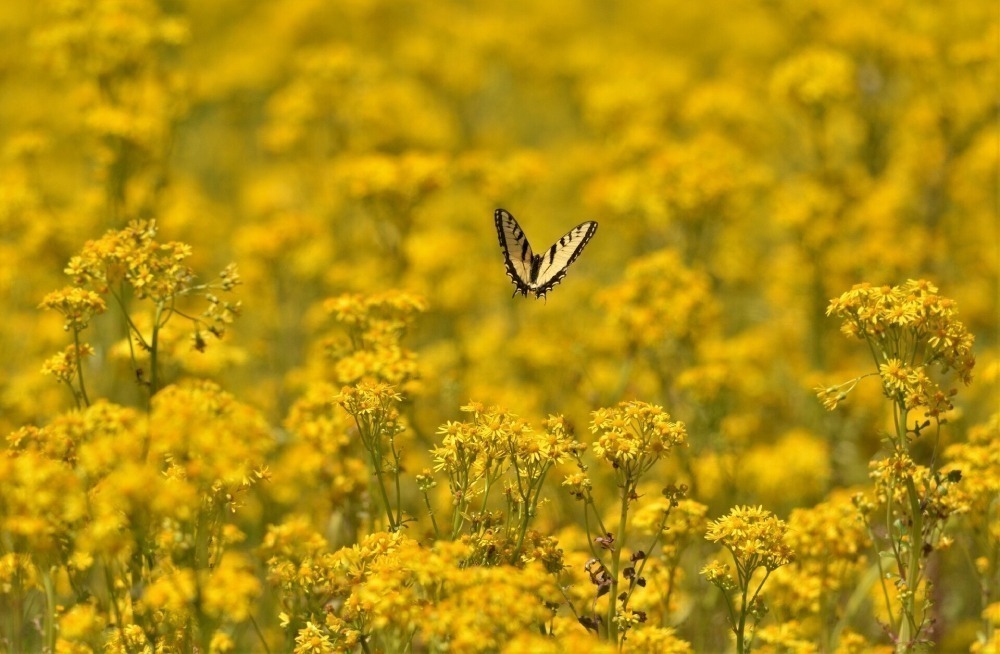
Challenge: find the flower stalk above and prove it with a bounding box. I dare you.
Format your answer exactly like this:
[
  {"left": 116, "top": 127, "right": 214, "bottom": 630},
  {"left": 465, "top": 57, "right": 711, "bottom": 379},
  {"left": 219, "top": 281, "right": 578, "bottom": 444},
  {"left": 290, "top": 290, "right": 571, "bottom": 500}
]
[{"left": 821, "top": 281, "right": 975, "bottom": 651}]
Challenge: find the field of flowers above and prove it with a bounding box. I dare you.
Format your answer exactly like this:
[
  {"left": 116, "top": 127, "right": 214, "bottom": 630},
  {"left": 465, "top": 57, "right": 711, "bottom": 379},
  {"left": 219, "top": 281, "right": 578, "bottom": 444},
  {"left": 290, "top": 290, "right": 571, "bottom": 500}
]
[{"left": 1, "top": 1, "right": 997, "bottom": 652}]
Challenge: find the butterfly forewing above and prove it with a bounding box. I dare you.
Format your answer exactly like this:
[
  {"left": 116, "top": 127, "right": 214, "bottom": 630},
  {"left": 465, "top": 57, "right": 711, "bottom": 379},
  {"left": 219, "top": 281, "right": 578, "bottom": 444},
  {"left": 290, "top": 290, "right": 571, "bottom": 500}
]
[
  {"left": 494, "top": 208, "right": 598, "bottom": 299},
  {"left": 534, "top": 221, "right": 599, "bottom": 296},
  {"left": 495, "top": 209, "right": 535, "bottom": 296}
]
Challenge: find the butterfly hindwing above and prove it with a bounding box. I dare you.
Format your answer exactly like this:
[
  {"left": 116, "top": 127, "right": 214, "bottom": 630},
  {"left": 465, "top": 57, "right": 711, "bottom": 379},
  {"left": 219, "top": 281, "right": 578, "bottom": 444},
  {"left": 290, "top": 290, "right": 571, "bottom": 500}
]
[{"left": 494, "top": 208, "right": 598, "bottom": 299}]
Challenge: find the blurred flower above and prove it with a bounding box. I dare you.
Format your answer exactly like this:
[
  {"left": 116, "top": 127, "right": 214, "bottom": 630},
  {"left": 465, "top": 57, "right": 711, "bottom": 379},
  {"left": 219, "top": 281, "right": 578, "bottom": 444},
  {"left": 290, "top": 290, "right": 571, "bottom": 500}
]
[
  {"left": 40, "top": 343, "right": 94, "bottom": 386},
  {"left": 598, "top": 249, "right": 720, "bottom": 402},
  {"left": 770, "top": 47, "right": 856, "bottom": 111},
  {"left": 323, "top": 290, "right": 426, "bottom": 386}
]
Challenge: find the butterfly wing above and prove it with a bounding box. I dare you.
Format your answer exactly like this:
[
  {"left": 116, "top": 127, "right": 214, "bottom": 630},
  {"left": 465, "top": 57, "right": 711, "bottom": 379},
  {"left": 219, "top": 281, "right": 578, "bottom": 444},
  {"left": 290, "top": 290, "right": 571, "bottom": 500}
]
[
  {"left": 532, "top": 221, "right": 599, "bottom": 298},
  {"left": 495, "top": 208, "right": 534, "bottom": 297}
]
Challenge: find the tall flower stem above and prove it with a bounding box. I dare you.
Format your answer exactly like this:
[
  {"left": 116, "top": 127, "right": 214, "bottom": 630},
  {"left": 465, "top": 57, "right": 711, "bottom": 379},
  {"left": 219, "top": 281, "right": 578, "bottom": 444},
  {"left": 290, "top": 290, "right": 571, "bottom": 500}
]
[
  {"left": 149, "top": 303, "right": 163, "bottom": 398},
  {"left": 607, "top": 480, "right": 632, "bottom": 643},
  {"left": 41, "top": 568, "right": 56, "bottom": 653},
  {"left": 72, "top": 327, "right": 91, "bottom": 407}
]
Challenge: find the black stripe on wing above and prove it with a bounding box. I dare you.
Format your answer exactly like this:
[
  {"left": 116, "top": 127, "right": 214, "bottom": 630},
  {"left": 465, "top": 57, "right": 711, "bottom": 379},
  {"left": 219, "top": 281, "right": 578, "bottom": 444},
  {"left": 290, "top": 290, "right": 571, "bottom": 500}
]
[
  {"left": 494, "top": 208, "right": 533, "bottom": 297},
  {"left": 533, "top": 221, "right": 599, "bottom": 298}
]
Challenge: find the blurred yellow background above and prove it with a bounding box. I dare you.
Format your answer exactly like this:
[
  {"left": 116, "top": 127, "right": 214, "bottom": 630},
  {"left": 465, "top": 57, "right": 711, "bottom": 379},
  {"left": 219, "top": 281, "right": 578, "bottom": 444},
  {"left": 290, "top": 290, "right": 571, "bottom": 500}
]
[{"left": 0, "top": 0, "right": 996, "bottom": 650}]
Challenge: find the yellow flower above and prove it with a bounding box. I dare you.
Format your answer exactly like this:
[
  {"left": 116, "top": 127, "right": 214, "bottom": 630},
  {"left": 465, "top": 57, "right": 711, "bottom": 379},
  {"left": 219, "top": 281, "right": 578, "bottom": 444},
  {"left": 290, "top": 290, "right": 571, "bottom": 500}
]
[
  {"left": 294, "top": 622, "right": 336, "bottom": 654},
  {"left": 824, "top": 281, "right": 976, "bottom": 415},
  {"left": 622, "top": 626, "right": 693, "bottom": 654},
  {"left": 562, "top": 472, "right": 592, "bottom": 500},
  {"left": 58, "top": 600, "right": 106, "bottom": 644},
  {"left": 209, "top": 631, "right": 235, "bottom": 653},
  {"left": 40, "top": 343, "right": 95, "bottom": 385},
  {"left": 944, "top": 413, "right": 1000, "bottom": 520},
  {"left": 38, "top": 287, "right": 106, "bottom": 331},
  {"left": 742, "top": 430, "right": 831, "bottom": 507},
  {"left": 770, "top": 47, "right": 855, "bottom": 109},
  {"left": 143, "top": 565, "right": 196, "bottom": 615},
  {"left": 878, "top": 358, "right": 909, "bottom": 396},
  {"left": 201, "top": 552, "right": 262, "bottom": 623},
  {"left": 590, "top": 401, "right": 686, "bottom": 469},
  {"left": 599, "top": 249, "right": 719, "bottom": 352},
  {"left": 323, "top": 291, "right": 426, "bottom": 385},
  {"left": 700, "top": 560, "right": 736, "bottom": 591},
  {"left": 705, "top": 505, "right": 793, "bottom": 572}
]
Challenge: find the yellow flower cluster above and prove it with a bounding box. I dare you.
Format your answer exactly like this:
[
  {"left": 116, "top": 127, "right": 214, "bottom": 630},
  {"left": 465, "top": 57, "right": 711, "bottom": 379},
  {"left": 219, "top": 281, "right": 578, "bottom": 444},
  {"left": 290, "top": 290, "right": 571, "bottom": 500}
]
[
  {"left": 430, "top": 403, "right": 581, "bottom": 565},
  {"left": 40, "top": 343, "right": 95, "bottom": 388},
  {"left": 1, "top": 383, "right": 270, "bottom": 652},
  {"left": 767, "top": 492, "right": 871, "bottom": 645},
  {"left": 37, "top": 220, "right": 242, "bottom": 405},
  {"left": 266, "top": 528, "right": 567, "bottom": 653},
  {"left": 944, "top": 413, "right": 1000, "bottom": 524},
  {"left": 599, "top": 249, "right": 719, "bottom": 356},
  {"left": 271, "top": 382, "right": 369, "bottom": 521},
  {"left": 705, "top": 505, "right": 794, "bottom": 574},
  {"left": 703, "top": 506, "right": 794, "bottom": 652},
  {"left": 1, "top": 0, "right": 996, "bottom": 651},
  {"left": 337, "top": 380, "right": 408, "bottom": 531},
  {"left": 66, "top": 220, "right": 193, "bottom": 301},
  {"left": 38, "top": 287, "right": 107, "bottom": 331},
  {"left": 823, "top": 280, "right": 975, "bottom": 413},
  {"left": 820, "top": 281, "right": 985, "bottom": 650},
  {"left": 591, "top": 401, "right": 687, "bottom": 469},
  {"left": 324, "top": 290, "right": 426, "bottom": 386}
]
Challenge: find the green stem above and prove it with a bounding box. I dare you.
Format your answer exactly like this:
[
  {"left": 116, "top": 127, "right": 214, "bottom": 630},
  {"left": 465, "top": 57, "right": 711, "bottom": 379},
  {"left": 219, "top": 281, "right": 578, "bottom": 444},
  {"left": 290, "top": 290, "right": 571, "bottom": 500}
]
[
  {"left": 747, "top": 568, "right": 771, "bottom": 609},
  {"left": 249, "top": 613, "right": 271, "bottom": 654},
  {"left": 893, "top": 401, "right": 922, "bottom": 651},
  {"left": 390, "top": 438, "right": 403, "bottom": 528},
  {"left": 607, "top": 480, "right": 632, "bottom": 644},
  {"left": 582, "top": 498, "right": 601, "bottom": 560},
  {"left": 148, "top": 303, "right": 163, "bottom": 412},
  {"left": 512, "top": 466, "right": 549, "bottom": 561},
  {"left": 10, "top": 567, "right": 23, "bottom": 654},
  {"left": 422, "top": 491, "right": 441, "bottom": 538},
  {"left": 371, "top": 460, "right": 397, "bottom": 531},
  {"left": 898, "top": 474, "right": 925, "bottom": 650},
  {"left": 103, "top": 560, "right": 132, "bottom": 654},
  {"left": 64, "top": 379, "right": 82, "bottom": 410},
  {"left": 869, "top": 521, "right": 898, "bottom": 630},
  {"left": 450, "top": 472, "right": 467, "bottom": 539},
  {"left": 736, "top": 579, "right": 749, "bottom": 654},
  {"left": 451, "top": 498, "right": 463, "bottom": 538},
  {"left": 480, "top": 469, "right": 495, "bottom": 515},
  {"left": 42, "top": 567, "right": 56, "bottom": 653},
  {"left": 663, "top": 560, "right": 680, "bottom": 625},
  {"left": 357, "top": 416, "right": 398, "bottom": 532},
  {"left": 72, "top": 327, "right": 91, "bottom": 407},
  {"left": 621, "top": 508, "right": 671, "bottom": 611},
  {"left": 719, "top": 587, "right": 738, "bottom": 641},
  {"left": 110, "top": 285, "right": 150, "bottom": 350}
]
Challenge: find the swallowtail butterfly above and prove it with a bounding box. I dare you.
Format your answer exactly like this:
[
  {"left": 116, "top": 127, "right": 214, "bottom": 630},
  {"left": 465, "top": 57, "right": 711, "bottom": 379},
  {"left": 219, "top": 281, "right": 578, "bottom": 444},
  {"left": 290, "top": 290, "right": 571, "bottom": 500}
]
[{"left": 494, "top": 208, "right": 598, "bottom": 299}]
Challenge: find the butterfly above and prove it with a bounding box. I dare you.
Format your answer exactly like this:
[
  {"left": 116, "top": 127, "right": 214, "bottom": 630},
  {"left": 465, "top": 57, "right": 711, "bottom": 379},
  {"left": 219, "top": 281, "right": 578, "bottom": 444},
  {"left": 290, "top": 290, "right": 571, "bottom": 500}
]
[{"left": 494, "top": 208, "right": 599, "bottom": 299}]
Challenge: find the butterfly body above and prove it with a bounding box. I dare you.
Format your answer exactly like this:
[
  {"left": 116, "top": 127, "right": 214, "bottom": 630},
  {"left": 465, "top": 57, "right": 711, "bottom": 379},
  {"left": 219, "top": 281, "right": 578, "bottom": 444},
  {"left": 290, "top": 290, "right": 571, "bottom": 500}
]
[{"left": 494, "top": 208, "right": 598, "bottom": 299}]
